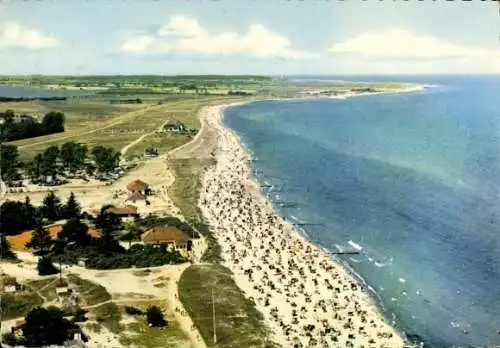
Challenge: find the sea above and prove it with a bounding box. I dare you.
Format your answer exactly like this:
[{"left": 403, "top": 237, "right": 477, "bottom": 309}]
[{"left": 223, "top": 75, "right": 500, "bottom": 348}]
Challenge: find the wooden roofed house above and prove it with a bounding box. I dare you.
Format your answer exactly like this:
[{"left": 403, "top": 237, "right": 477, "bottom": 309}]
[
  {"left": 126, "top": 179, "right": 151, "bottom": 206},
  {"left": 126, "top": 179, "right": 151, "bottom": 195},
  {"left": 92, "top": 205, "right": 139, "bottom": 222},
  {"left": 141, "top": 226, "right": 192, "bottom": 252}
]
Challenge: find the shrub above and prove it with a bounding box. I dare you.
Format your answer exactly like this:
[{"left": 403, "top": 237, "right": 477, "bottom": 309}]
[
  {"left": 124, "top": 306, "right": 143, "bottom": 316},
  {"left": 73, "top": 308, "right": 88, "bottom": 322},
  {"left": 37, "top": 257, "right": 59, "bottom": 276},
  {"left": 146, "top": 306, "right": 167, "bottom": 327},
  {"left": 2, "top": 332, "right": 21, "bottom": 346}
]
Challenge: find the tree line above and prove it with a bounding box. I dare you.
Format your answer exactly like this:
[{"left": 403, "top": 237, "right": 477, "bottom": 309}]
[
  {"left": 0, "top": 142, "right": 121, "bottom": 184},
  {"left": 0, "top": 110, "right": 65, "bottom": 142},
  {"left": 1, "top": 192, "right": 187, "bottom": 271}
]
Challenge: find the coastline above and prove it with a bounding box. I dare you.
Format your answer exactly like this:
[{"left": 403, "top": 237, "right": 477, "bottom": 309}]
[{"left": 198, "top": 100, "right": 410, "bottom": 347}]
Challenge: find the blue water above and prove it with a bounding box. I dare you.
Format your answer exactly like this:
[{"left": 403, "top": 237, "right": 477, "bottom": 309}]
[
  {"left": 223, "top": 75, "right": 500, "bottom": 348},
  {"left": 0, "top": 85, "right": 91, "bottom": 98}
]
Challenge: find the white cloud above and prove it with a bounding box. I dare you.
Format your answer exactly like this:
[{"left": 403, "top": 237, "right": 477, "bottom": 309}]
[
  {"left": 328, "top": 28, "right": 493, "bottom": 58},
  {"left": 0, "top": 23, "right": 61, "bottom": 50},
  {"left": 327, "top": 28, "right": 500, "bottom": 73},
  {"left": 121, "top": 15, "right": 313, "bottom": 59},
  {"left": 121, "top": 35, "right": 156, "bottom": 53}
]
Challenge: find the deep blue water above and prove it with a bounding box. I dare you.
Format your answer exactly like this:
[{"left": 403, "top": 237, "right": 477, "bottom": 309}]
[
  {"left": 224, "top": 75, "right": 500, "bottom": 348},
  {"left": 0, "top": 85, "right": 91, "bottom": 98}
]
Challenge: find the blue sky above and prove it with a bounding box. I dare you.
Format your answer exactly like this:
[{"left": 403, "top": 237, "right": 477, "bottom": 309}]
[{"left": 0, "top": 0, "right": 499, "bottom": 75}]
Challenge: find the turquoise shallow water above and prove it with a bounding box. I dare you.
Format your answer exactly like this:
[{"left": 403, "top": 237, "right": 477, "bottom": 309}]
[{"left": 224, "top": 76, "right": 500, "bottom": 348}]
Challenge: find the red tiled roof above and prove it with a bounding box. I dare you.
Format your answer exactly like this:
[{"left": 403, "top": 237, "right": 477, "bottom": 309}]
[
  {"left": 8, "top": 224, "right": 100, "bottom": 251},
  {"left": 141, "top": 226, "right": 190, "bottom": 244}
]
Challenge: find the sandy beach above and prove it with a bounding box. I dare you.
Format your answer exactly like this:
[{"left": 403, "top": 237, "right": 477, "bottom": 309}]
[{"left": 199, "top": 103, "right": 407, "bottom": 347}]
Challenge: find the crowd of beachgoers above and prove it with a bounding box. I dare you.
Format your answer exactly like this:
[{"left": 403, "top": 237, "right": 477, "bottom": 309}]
[{"left": 199, "top": 104, "right": 406, "bottom": 348}]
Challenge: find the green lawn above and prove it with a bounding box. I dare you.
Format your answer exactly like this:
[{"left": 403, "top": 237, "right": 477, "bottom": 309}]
[
  {"left": 118, "top": 300, "right": 192, "bottom": 348},
  {"left": 25, "top": 277, "right": 59, "bottom": 301},
  {"left": 1, "top": 290, "right": 43, "bottom": 320},
  {"left": 67, "top": 274, "right": 112, "bottom": 306},
  {"left": 90, "top": 302, "right": 122, "bottom": 334}
]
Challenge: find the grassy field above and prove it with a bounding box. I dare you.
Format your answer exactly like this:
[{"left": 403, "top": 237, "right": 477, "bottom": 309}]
[
  {"left": 1, "top": 289, "right": 44, "bottom": 320},
  {"left": 25, "top": 277, "right": 59, "bottom": 301},
  {"left": 90, "top": 302, "right": 123, "bottom": 334},
  {"left": 179, "top": 265, "right": 278, "bottom": 348},
  {"left": 118, "top": 300, "right": 191, "bottom": 348},
  {"left": 5, "top": 95, "right": 242, "bottom": 161},
  {"left": 67, "top": 274, "right": 112, "bottom": 306},
  {"left": 85, "top": 299, "right": 192, "bottom": 348}
]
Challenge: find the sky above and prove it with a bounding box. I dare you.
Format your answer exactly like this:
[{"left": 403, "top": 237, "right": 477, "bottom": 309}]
[{"left": 0, "top": 0, "right": 499, "bottom": 75}]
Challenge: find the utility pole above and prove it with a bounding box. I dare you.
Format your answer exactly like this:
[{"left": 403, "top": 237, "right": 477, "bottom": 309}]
[{"left": 212, "top": 288, "right": 217, "bottom": 345}]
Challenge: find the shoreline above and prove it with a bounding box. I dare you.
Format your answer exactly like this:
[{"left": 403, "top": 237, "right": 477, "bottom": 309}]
[{"left": 198, "top": 100, "right": 411, "bottom": 347}]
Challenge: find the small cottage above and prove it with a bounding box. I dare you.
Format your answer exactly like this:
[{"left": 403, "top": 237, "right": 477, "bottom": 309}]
[
  {"left": 126, "top": 179, "right": 150, "bottom": 195},
  {"left": 164, "top": 121, "right": 186, "bottom": 132},
  {"left": 141, "top": 226, "right": 192, "bottom": 251},
  {"left": 144, "top": 147, "right": 159, "bottom": 158},
  {"left": 105, "top": 205, "right": 139, "bottom": 222}
]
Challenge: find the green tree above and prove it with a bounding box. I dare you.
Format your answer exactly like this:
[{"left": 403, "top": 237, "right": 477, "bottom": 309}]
[
  {"left": 0, "top": 234, "right": 15, "bottom": 259},
  {"left": 95, "top": 205, "right": 122, "bottom": 252},
  {"left": 0, "top": 144, "right": 20, "bottom": 182},
  {"left": 59, "top": 218, "right": 90, "bottom": 246},
  {"left": 41, "top": 111, "right": 65, "bottom": 134},
  {"left": 37, "top": 256, "right": 59, "bottom": 276},
  {"left": 91, "top": 146, "right": 120, "bottom": 174},
  {"left": 40, "top": 146, "right": 60, "bottom": 178},
  {"left": 41, "top": 191, "right": 61, "bottom": 221},
  {"left": 62, "top": 192, "right": 81, "bottom": 219},
  {"left": 23, "top": 196, "right": 38, "bottom": 228},
  {"left": 26, "top": 222, "right": 53, "bottom": 255},
  {"left": 22, "top": 307, "right": 76, "bottom": 346},
  {"left": 0, "top": 200, "right": 37, "bottom": 235},
  {"left": 61, "top": 142, "right": 87, "bottom": 173},
  {"left": 26, "top": 153, "right": 44, "bottom": 180},
  {"left": 146, "top": 306, "right": 167, "bottom": 327},
  {"left": 121, "top": 221, "right": 142, "bottom": 248}
]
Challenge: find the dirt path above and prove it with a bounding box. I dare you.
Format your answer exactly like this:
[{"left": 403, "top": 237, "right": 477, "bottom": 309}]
[
  {"left": 120, "top": 132, "right": 155, "bottom": 156},
  {"left": 165, "top": 264, "right": 207, "bottom": 348},
  {"left": 120, "top": 119, "right": 170, "bottom": 157},
  {"left": 15, "top": 104, "right": 162, "bottom": 149}
]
